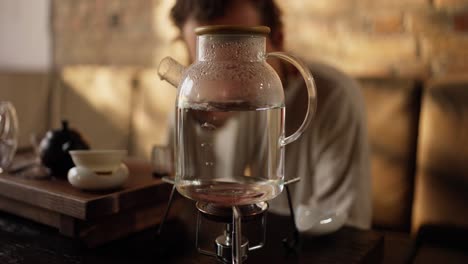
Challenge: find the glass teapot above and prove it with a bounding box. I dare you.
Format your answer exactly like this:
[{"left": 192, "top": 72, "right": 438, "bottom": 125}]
[{"left": 158, "top": 26, "right": 317, "bottom": 206}]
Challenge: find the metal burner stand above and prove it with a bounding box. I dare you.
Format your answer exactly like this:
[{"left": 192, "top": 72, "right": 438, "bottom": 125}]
[
  {"left": 158, "top": 177, "right": 301, "bottom": 264},
  {"left": 195, "top": 202, "right": 268, "bottom": 263}
]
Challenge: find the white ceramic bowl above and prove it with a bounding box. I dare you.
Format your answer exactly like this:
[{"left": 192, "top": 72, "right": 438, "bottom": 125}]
[
  {"left": 68, "top": 164, "right": 129, "bottom": 190},
  {"left": 69, "top": 150, "right": 127, "bottom": 173}
]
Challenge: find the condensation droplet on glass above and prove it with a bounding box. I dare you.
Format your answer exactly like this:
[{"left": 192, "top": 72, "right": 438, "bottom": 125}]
[
  {"left": 205, "top": 161, "right": 214, "bottom": 166},
  {"left": 200, "top": 142, "right": 211, "bottom": 148},
  {"left": 201, "top": 122, "right": 216, "bottom": 130}
]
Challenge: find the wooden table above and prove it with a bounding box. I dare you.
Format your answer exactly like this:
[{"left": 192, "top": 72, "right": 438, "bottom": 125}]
[
  {"left": 0, "top": 197, "right": 384, "bottom": 263},
  {"left": 0, "top": 152, "right": 384, "bottom": 263},
  {"left": 0, "top": 156, "right": 174, "bottom": 247}
]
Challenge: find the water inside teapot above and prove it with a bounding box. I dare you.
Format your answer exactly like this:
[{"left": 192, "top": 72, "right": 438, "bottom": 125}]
[{"left": 176, "top": 101, "right": 285, "bottom": 206}]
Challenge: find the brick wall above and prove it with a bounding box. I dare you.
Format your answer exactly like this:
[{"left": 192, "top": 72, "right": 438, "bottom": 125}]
[
  {"left": 278, "top": 0, "right": 468, "bottom": 78},
  {"left": 53, "top": 0, "right": 468, "bottom": 78},
  {"left": 51, "top": 0, "right": 468, "bottom": 160},
  {"left": 52, "top": 0, "right": 181, "bottom": 66},
  {"left": 52, "top": 0, "right": 182, "bottom": 157}
]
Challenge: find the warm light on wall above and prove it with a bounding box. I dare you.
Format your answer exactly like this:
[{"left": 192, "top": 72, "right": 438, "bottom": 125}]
[{"left": 59, "top": 66, "right": 135, "bottom": 150}]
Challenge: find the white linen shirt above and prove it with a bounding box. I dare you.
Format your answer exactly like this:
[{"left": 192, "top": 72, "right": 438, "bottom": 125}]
[{"left": 268, "top": 61, "right": 372, "bottom": 230}]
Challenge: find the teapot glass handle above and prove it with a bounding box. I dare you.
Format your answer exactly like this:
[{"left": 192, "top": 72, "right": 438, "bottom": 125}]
[{"left": 267, "top": 52, "right": 318, "bottom": 147}]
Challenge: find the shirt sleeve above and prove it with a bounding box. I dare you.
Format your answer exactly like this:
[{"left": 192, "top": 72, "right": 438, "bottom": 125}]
[{"left": 296, "top": 85, "right": 370, "bottom": 231}]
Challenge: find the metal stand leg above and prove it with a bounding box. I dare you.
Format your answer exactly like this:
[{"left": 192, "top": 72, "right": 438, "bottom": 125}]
[
  {"left": 157, "top": 184, "right": 177, "bottom": 236},
  {"left": 232, "top": 206, "right": 242, "bottom": 264},
  {"left": 282, "top": 184, "right": 301, "bottom": 253}
]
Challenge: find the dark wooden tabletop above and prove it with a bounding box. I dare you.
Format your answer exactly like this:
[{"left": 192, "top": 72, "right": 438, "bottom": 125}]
[{"left": 0, "top": 197, "right": 384, "bottom": 264}]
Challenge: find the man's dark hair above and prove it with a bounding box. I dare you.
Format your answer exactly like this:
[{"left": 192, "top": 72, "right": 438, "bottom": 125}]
[{"left": 170, "top": 0, "right": 283, "bottom": 43}]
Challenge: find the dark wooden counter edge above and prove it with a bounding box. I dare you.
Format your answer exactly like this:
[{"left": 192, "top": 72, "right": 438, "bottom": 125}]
[
  {"left": 0, "top": 175, "right": 100, "bottom": 220},
  {"left": 363, "top": 233, "right": 385, "bottom": 264},
  {"left": 0, "top": 159, "right": 170, "bottom": 220},
  {"left": 0, "top": 157, "right": 180, "bottom": 247}
]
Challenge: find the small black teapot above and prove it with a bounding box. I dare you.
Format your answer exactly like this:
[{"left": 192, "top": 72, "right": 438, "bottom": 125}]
[{"left": 39, "top": 120, "right": 90, "bottom": 178}]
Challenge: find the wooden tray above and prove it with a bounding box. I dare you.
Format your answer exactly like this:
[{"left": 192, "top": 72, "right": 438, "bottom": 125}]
[{"left": 0, "top": 157, "right": 175, "bottom": 247}]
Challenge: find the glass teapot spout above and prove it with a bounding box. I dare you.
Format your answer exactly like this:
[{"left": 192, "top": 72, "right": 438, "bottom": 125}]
[{"left": 158, "top": 56, "right": 186, "bottom": 88}]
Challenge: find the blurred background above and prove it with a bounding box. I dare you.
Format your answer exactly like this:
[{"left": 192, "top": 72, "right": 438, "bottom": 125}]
[{"left": 1, "top": 0, "right": 468, "bottom": 244}]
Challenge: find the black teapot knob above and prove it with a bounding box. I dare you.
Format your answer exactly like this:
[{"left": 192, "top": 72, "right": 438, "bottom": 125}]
[{"left": 39, "top": 120, "right": 90, "bottom": 178}]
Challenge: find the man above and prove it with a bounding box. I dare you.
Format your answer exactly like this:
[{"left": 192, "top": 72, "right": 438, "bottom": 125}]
[{"left": 169, "top": 0, "right": 371, "bottom": 230}]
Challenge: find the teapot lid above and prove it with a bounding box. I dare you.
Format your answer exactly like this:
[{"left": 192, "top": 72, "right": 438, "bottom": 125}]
[{"left": 195, "top": 25, "right": 270, "bottom": 36}]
